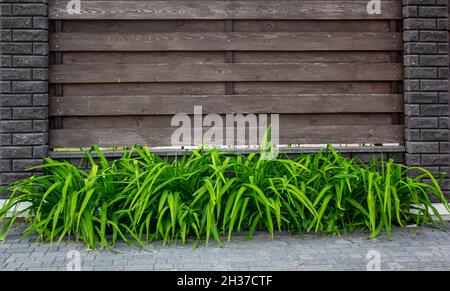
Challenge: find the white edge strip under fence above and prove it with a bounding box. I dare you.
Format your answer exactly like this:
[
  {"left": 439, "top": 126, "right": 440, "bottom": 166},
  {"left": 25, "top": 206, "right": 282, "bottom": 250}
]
[{"left": 0, "top": 200, "right": 32, "bottom": 219}]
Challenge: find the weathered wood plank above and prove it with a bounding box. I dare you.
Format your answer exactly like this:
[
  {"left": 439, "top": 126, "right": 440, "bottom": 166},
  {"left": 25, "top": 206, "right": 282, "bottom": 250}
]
[
  {"left": 62, "top": 52, "right": 226, "bottom": 64},
  {"left": 279, "top": 125, "right": 403, "bottom": 144},
  {"left": 233, "top": 20, "right": 390, "bottom": 32},
  {"left": 62, "top": 19, "right": 226, "bottom": 33},
  {"left": 62, "top": 83, "right": 227, "bottom": 96},
  {"left": 61, "top": 81, "right": 391, "bottom": 97},
  {"left": 62, "top": 51, "right": 391, "bottom": 65},
  {"left": 50, "top": 32, "right": 402, "bottom": 51},
  {"left": 49, "top": 125, "right": 404, "bottom": 148},
  {"left": 50, "top": 63, "right": 403, "bottom": 83},
  {"left": 234, "top": 82, "right": 392, "bottom": 94},
  {"left": 60, "top": 114, "right": 395, "bottom": 129},
  {"left": 49, "top": 1, "right": 402, "bottom": 20},
  {"left": 233, "top": 52, "right": 392, "bottom": 64},
  {"left": 62, "top": 19, "right": 389, "bottom": 33},
  {"left": 49, "top": 94, "right": 403, "bottom": 116}
]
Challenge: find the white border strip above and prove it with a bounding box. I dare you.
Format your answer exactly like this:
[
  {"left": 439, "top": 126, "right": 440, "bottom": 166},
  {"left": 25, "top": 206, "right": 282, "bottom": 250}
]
[
  {"left": 410, "top": 203, "right": 450, "bottom": 221},
  {"left": 0, "top": 200, "right": 31, "bottom": 218}
]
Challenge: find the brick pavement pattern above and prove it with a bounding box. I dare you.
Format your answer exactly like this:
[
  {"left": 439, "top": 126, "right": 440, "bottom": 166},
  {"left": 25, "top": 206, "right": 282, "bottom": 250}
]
[{"left": 1, "top": 225, "right": 450, "bottom": 271}]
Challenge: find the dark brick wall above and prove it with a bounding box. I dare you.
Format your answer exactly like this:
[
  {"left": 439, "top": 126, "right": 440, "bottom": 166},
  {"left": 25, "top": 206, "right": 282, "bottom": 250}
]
[
  {"left": 403, "top": 0, "right": 450, "bottom": 199},
  {"left": 0, "top": 0, "right": 48, "bottom": 196}
]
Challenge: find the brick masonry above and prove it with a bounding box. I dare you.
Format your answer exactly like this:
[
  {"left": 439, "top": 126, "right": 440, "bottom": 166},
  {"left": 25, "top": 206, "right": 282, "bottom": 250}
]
[
  {"left": 403, "top": 0, "right": 450, "bottom": 199},
  {"left": 0, "top": 0, "right": 48, "bottom": 197}
]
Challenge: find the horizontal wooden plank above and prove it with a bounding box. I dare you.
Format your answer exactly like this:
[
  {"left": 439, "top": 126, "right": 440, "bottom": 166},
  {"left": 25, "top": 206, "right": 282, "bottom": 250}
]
[
  {"left": 232, "top": 52, "right": 392, "bottom": 64},
  {"left": 62, "top": 19, "right": 391, "bottom": 33},
  {"left": 49, "top": 94, "right": 403, "bottom": 116},
  {"left": 57, "top": 114, "right": 396, "bottom": 130},
  {"left": 62, "top": 51, "right": 392, "bottom": 65},
  {"left": 50, "top": 32, "right": 402, "bottom": 51},
  {"left": 233, "top": 20, "right": 391, "bottom": 32},
  {"left": 49, "top": 125, "right": 403, "bottom": 148},
  {"left": 279, "top": 125, "right": 403, "bottom": 144},
  {"left": 60, "top": 82, "right": 392, "bottom": 96},
  {"left": 50, "top": 63, "right": 403, "bottom": 83},
  {"left": 61, "top": 82, "right": 227, "bottom": 96},
  {"left": 49, "top": 1, "right": 402, "bottom": 20},
  {"left": 62, "top": 52, "right": 226, "bottom": 64},
  {"left": 234, "top": 82, "right": 393, "bottom": 94},
  {"left": 62, "top": 20, "right": 227, "bottom": 33}
]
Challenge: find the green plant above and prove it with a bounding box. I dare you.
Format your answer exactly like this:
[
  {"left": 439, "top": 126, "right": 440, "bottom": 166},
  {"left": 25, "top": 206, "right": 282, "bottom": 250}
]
[{"left": 0, "top": 145, "right": 448, "bottom": 250}]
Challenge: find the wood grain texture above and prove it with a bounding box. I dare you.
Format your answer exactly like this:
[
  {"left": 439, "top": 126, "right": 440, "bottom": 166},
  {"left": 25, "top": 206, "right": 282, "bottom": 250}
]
[
  {"left": 232, "top": 52, "right": 392, "bottom": 64},
  {"left": 61, "top": 19, "right": 389, "bottom": 33},
  {"left": 62, "top": 52, "right": 226, "bottom": 64},
  {"left": 48, "top": 0, "right": 404, "bottom": 149},
  {"left": 49, "top": 94, "right": 403, "bottom": 116},
  {"left": 62, "top": 51, "right": 392, "bottom": 65},
  {"left": 233, "top": 82, "right": 393, "bottom": 94},
  {"left": 50, "top": 32, "right": 402, "bottom": 51},
  {"left": 61, "top": 82, "right": 392, "bottom": 98},
  {"left": 50, "top": 63, "right": 403, "bottom": 83},
  {"left": 49, "top": 125, "right": 403, "bottom": 147},
  {"left": 62, "top": 83, "right": 227, "bottom": 96},
  {"left": 60, "top": 114, "right": 395, "bottom": 129},
  {"left": 49, "top": 1, "right": 402, "bottom": 20},
  {"left": 233, "top": 20, "right": 391, "bottom": 32}
]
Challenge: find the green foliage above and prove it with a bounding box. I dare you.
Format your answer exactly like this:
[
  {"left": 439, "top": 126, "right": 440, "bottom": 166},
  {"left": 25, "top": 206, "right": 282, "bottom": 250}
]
[{"left": 0, "top": 145, "right": 448, "bottom": 250}]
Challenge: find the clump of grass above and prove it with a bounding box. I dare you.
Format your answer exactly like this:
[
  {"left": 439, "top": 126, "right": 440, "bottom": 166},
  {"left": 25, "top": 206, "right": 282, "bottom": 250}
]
[{"left": 0, "top": 145, "right": 448, "bottom": 250}]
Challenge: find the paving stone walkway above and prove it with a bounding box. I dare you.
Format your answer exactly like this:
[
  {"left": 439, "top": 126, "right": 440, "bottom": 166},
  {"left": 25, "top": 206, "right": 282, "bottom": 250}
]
[{"left": 1, "top": 225, "right": 450, "bottom": 271}]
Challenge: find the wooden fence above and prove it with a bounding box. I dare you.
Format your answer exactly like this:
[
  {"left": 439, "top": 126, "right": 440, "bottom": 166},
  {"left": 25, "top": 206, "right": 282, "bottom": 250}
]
[{"left": 48, "top": 0, "right": 404, "bottom": 149}]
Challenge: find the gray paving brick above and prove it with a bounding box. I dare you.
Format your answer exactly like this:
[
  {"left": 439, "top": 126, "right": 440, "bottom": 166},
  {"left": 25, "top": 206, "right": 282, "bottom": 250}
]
[{"left": 2, "top": 225, "right": 450, "bottom": 271}]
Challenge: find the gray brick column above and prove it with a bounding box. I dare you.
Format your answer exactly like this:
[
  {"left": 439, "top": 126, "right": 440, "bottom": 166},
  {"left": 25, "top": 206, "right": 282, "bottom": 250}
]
[
  {"left": 403, "top": 0, "right": 450, "bottom": 199},
  {"left": 0, "top": 0, "right": 48, "bottom": 194}
]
